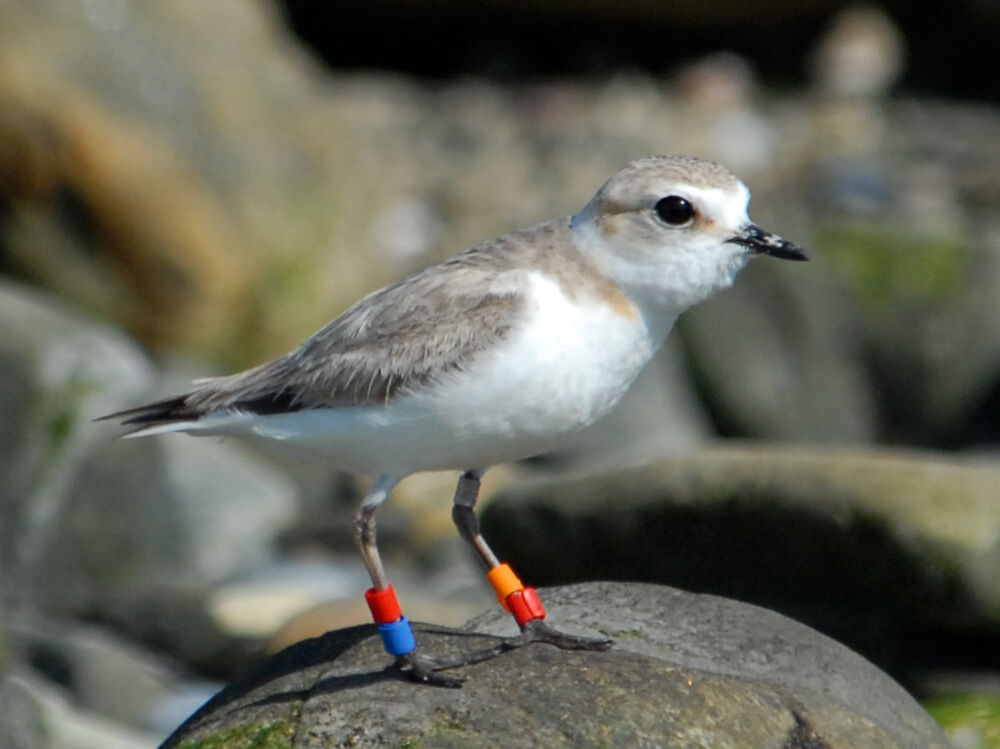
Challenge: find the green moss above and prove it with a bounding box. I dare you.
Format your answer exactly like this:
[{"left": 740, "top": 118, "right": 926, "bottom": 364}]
[
  {"left": 45, "top": 407, "right": 75, "bottom": 447},
  {"left": 348, "top": 706, "right": 372, "bottom": 723},
  {"left": 173, "top": 719, "right": 295, "bottom": 749},
  {"left": 816, "top": 220, "right": 968, "bottom": 310},
  {"left": 398, "top": 737, "right": 421, "bottom": 749},
  {"left": 924, "top": 692, "right": 1000, "bottom": 748},
  {"left": 430, "top": 708, "right": 468, "bottom": 733},
  {"left": 35, "top": 366, "right": 100, "bottom": 455}
]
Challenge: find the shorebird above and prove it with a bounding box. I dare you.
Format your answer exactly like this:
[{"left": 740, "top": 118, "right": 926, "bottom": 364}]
[{"left": 103, "top": 155, "right": 807, "bottom": 685}]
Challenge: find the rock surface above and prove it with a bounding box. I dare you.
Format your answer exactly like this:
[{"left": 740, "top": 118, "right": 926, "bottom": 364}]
[
  {"left": 481, "top": 444, "right": 1000, "bottom": 678},
  {"left": 161, "top": 582, "right": 949, "bottom": 749},
  {"left": 0, "top": 669, "right": 159, "bottom": 749},
  {"left": 4, "top": 616, "right": 219, "bottom": 739},
  {"left": 0, "top": 280, "right": 298, "bottom": 616},
  {"left": 0, "top": 279, "right": 151, "bottom": 609}
]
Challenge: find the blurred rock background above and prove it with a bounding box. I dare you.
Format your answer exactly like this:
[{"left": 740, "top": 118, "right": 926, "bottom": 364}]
[{"left": 0, "top": 0, "right": 997, "bottom": 746}]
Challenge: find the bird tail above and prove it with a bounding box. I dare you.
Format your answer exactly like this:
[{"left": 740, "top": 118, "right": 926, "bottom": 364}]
[{"left": 96, "top": 395, "right": 202, "bottom": 438}]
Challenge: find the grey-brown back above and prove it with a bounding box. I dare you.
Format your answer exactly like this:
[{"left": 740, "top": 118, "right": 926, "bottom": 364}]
[{"left": 108, "top": 218, "right": 602, "bottom": 429}]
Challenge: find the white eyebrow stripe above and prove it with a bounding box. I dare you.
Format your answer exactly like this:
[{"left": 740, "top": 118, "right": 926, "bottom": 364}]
[{"left": 681, "top": 183, "right": 751, "bottom": 229}]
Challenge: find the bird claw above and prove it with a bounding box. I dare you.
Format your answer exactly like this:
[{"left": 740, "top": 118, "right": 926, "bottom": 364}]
[{"left": 397, "top": 652, "right": 468, "bottom": 688}]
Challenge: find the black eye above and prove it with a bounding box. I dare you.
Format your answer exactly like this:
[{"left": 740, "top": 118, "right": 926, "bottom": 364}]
[{"left": 655, "top": 195, "right": 694, "bottom": 226}]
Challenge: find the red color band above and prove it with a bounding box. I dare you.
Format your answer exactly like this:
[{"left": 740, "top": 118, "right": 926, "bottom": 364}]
[
  {"left": 365, "top": 585, "right": 403, "bottom": 624},
  {"left": 507, "top": 587, "right": 546, "bottom": 626}
]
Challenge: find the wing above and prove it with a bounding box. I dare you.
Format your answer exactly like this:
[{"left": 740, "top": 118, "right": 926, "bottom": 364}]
[{"left": 102, "top": 246, "right": 529, "bottom": 432}]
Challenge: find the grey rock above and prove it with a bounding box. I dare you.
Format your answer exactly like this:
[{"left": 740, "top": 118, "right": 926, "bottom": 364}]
[
  {"left": 95, "top": 580, "right": 257, "bottom": 682},
  {"left": 480, "top": 444, "right": 1000, "bottom": 672},
  {"left": 803, "top": 99, "right": 1000, "bottom": 446},
  {"left": 5, "top": 616, "right": 218, "bottom": 737},
  {"left": 37, "top": 434, "right": 300, "bottom": 612},
  {"left": 0, "top": 280, "right": 297, "bottom": 633},
  {"left": 0, "top": 279, "right": 152, "bottom": 609},
  {"left": 147, "top": 437, "right": 299, "bottom": 583},
  {"left": 205, "top": 559, "right": 372, "bottom": 639},
  {"left": 161, "top": 582, "right": 949, "bottom": 749},
  {"left": 677, "top": 259, "right": 879, "bottom": 444},
  {"left": 0, "top": 671, "right": 47, "bottom": 749},
  {"left": 0, "top": 669, "right": 159, "bottom": 749},
  {"left": 144, "top": 684, "right": 221, "bottom": 745}
]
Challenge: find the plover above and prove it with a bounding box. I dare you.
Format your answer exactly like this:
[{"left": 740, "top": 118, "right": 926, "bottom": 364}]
[{"left": 103, "top": 155, "right": 807, "bottom": 686}]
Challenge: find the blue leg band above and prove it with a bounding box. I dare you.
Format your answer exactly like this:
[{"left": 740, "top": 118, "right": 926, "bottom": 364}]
[{"left": 378, "top": 615, "right": 416, "bottom": 656}]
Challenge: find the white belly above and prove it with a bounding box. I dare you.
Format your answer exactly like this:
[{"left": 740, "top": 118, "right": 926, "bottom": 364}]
[{"left": 203, "top": 273, "right": 667, "bottom": 476}]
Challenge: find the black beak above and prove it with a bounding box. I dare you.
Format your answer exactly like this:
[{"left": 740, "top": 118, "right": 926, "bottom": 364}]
[{"left": 727, "top": 224, "right": 808, "bottom": 261}]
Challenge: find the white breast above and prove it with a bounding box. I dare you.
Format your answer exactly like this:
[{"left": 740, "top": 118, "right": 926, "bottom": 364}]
[{"left": 379, "top": 272, "right": 661, "bottom": 468}]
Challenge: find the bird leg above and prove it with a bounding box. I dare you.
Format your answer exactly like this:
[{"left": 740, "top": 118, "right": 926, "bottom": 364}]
[
  {"left": 353, "top": 468, "right": 610, "bottom": 688},
  {"left": 451, "top": 469, "right": 499, "bottom": 567},
  {"left": 354, "top": 475, "right": 467, "bottom": 687},
  {"left": 354, "top": 501, "right": 389, "bottom": 591},
  {"left": 451, "top": 469, "right": 612, "bottom": 653}
]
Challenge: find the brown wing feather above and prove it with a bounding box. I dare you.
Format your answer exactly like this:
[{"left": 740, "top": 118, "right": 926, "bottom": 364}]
[
  {"left": 193, "top": 276, "right": 523, "bottom": 412},
  {"left": 103, "top": 238, "right": 534, "bottom": 429}
]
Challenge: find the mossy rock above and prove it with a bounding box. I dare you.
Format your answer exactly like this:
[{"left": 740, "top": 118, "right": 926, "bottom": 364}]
[{"left": 162, "top": 582, "right": 948, "bottom": 748}]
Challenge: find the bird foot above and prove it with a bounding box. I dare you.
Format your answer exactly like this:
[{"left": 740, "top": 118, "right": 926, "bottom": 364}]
[
  {"left": 394, "top": 620, "right": 611, "bottom": 687},
  {"left": 502, "top": 618, "right": 613, "bottom": 652},
  {"left": 396, "top": 651, "right": 468, "bottom": 688}
]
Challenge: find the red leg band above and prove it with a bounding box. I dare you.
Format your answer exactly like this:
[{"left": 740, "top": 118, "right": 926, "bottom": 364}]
[
  {"left": 506, "top": 587, "right": 546, "bottom": 626},
  {"left": 365, "top": 585, "right": 403, "bottom": 624}
]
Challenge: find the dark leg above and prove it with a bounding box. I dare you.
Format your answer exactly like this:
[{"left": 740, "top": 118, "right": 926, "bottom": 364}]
[
  {"left": 451, "top": 469, "right": 499, "bottom": 567},
  {"left": 451, "top": 469, "right": 612, "bottom": 653}
]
